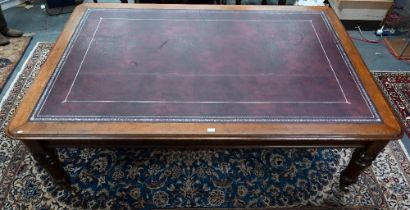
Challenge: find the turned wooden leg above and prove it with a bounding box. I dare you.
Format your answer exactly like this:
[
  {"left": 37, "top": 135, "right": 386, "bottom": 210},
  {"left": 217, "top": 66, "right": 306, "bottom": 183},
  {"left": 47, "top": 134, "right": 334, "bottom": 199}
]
[
  {"left": 340, "top": 141, "right": 389, "bottom": 191},
  {"left": 23, "top": 141, "right": 70, "bottom": 187}
]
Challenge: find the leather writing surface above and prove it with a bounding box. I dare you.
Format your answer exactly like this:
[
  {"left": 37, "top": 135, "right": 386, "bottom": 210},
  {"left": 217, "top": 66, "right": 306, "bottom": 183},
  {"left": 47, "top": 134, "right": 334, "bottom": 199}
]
[{"left": 32, "top": 9, "right": 380, "bottom": 123}]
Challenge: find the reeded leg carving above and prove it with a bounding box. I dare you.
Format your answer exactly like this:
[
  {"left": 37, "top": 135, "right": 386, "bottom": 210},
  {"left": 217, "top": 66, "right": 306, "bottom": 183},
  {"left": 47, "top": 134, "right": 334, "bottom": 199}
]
[
  {"left": 23, "top": 141, "right": 70, "bottom": 187},
  {"left": 340, "top": 141, "right": 389, "bottom": 191}
]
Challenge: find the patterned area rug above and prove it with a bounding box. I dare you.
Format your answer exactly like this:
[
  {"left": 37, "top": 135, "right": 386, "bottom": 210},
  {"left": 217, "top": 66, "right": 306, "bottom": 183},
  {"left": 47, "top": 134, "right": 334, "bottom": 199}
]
[
  {"left": 0, "top": 36, "right": 31, "bottom": 90},
  {"left": 0, "top": 43, "right": 410, "bottom": 209},
  {"left": 373, "top": 72, "right": 410, "bottom": 137}
]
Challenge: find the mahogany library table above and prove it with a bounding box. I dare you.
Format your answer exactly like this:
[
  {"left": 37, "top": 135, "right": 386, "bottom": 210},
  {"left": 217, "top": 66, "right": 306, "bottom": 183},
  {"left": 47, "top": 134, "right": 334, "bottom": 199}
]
[{"left": 7, "top": 3, "right": 403, "bottom": 191}]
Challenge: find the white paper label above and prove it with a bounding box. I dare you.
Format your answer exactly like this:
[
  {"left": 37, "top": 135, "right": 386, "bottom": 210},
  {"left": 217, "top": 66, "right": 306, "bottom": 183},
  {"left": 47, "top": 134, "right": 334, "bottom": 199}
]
[{"left": 207, "top": 128, "right": 216, "bottom": 133}]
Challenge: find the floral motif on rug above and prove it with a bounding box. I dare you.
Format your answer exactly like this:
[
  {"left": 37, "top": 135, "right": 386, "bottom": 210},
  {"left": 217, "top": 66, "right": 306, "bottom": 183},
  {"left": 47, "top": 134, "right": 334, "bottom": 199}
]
[
  {"left": 0, "top": 36, "right": 32, "bottom": 90},
  {"left": 0, "top": 43, "right": 409, "bottom": 209},
  {"left": 373, "top": 72, "right": 410, "bottom": 137}
]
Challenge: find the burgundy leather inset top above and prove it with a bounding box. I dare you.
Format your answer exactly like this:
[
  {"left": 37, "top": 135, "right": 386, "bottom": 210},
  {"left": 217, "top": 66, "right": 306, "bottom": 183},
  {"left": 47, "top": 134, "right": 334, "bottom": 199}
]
[{"left": 31, "top": 9, "right": 380, "bottom": 123}]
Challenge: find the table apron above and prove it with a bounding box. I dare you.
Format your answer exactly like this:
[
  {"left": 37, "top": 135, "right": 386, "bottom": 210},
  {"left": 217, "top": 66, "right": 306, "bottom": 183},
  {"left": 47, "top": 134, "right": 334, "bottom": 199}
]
[{"left": 33, "top": 139, "right": 391, "bottom": 149}]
